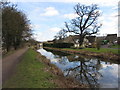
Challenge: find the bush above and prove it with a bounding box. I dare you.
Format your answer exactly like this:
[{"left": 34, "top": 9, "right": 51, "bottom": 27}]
[
  {"left": 43, "top": 43, "right": 74, "bottom": 48},
  {"left": 43, "top": 43, "right": 54, "bottom": 47}
]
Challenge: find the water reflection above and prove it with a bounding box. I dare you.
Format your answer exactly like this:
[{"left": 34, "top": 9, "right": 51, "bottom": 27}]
[
  {"left": 37, "top": 48, "right": 119, "bottom": 88},
  {"left": 64, "top": 56, "right": 103, "bottom": 88}
]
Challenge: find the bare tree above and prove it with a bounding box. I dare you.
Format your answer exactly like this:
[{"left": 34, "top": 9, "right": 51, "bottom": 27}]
[
  {"left": 64, "top": 3, "right": 102, "bottom": 46},
  {"left": 54, "top": 29, "right": 67, "bottom": 40},
  {"left": 2, "top": 1, "right": 32, "bottom": 51}
]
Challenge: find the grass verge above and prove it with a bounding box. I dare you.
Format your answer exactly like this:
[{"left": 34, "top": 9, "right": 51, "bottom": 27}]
[
  {"left": 3, "top": 48, "right": 57, "bottom": 88},
  {"left": 111, "top": 45, "right": 120, "bottom": 48},
  {"left": 63, "top": 48, "right": 119, "bottom": 54},
  {"left": 84, "top": 48, "right": 118, "bottom": 54},
  {"left": 44, "top": 47, "right": 119, "bottom": 61}
]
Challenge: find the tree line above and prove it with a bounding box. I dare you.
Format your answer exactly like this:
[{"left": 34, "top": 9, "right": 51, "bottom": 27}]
[
  {"left": 1, "top": 1, "right": 32, "bottom": 52},
  {"left": 54, "top": 3, "right": 102, "bottom": 46}
]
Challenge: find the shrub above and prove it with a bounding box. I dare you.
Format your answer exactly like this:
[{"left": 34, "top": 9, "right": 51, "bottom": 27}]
[
  {"left": 43, "top": 43, "right": 74, "bottom": 48},
  {"left": 43, "top": 43, "right": 54, "bottom": 47}
]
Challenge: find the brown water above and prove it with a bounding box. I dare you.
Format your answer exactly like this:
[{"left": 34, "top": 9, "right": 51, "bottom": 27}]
[{"left": 37, "top": 48, "right": 119, "bottom": 88}]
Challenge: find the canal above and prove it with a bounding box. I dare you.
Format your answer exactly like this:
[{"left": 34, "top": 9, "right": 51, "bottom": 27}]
[{"left": 37, "top": 48, "right": 119, "bottom": 88}]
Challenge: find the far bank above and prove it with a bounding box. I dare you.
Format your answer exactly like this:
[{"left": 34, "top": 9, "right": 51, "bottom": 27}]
[{"left": 44, "top": 47, "right": 119, "bottom": 62}]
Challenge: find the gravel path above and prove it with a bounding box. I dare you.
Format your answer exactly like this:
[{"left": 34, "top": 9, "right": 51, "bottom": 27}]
[{"left": 2, "top": 47, "right": 28, "bottom": 84}]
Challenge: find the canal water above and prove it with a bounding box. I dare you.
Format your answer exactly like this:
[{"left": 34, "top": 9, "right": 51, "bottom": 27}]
[{"left": 37, "top": 48, "right": 119, "bottom": 88}]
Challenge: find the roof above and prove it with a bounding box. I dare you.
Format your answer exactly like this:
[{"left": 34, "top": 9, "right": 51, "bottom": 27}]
[
  {"left": 105, "top": 34, "right": 117, "bottom": 41},
  {"left": 106, "top": 34, "right": 117, "bottom": 36},
  {"left": 86, "top": 36, "right": 96, "bottom": 43}
]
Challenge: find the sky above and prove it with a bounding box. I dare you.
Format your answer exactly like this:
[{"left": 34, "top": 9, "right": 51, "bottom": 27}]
[{"left": 9, "top": 0, "right": 119, "bottom": 42}]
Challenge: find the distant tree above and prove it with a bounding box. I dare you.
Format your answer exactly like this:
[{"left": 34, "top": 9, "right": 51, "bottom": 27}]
[
  {"left": 1, "top": 1, "right": 32, "bottom": 51},
  {"left": 54, "top": 29, "right": 67, "bottom": 40},
  {"left": 63, "top": 3, "right": 102, "bottom": 46},
  {"left": 28, "top": 37, "right": 38, "bottom": 46}
]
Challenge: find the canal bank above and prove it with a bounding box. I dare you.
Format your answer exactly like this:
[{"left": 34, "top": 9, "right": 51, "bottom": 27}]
[
  {"left": 36, "top": 51, "right": 88, "bottom": 88},
  {"left": 3, "top": 48, "right": 86, "bottom": 88},
  {"left": 37, "top": 48, "right": 119, "bottom": 88},
  {"left": 44, "top": 47, "right": 119, "bottom": 62}
]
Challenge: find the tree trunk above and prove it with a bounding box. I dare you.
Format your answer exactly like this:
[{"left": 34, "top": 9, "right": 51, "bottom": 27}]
[
  {"left": 6, "top": 46, "right": 10, "bottom": 52},
  {"left": 14, "top": 46, "right": 17, "bottom": 50},
  {"left": 79, "top": 35, "right": 84, "bottom": 46}
]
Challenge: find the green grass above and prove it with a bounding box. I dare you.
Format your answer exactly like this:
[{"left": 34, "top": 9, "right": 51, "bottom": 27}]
[
  {"left": 62, "top": 48, "right": 119, "bottom": 54},
  {"left": 84, "top": 48, "right": 119, "bottom": 54},
  {"left": 111, "top": 45, "right": 120, "bottom": 48},
  {"left": 3, "top": 48, "right": 57, "bottom": 88}
]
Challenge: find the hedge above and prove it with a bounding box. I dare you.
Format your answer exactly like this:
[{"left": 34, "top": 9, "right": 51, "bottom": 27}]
[{"left": 43, "top": 43, "right": 74, "bottom": 48}]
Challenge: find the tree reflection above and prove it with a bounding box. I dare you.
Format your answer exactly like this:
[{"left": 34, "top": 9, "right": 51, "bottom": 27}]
[
  {"left": 45, "top": 49, "right": 103, "bottom": 88},
  {"left": 42, "top": 49, "right": 118, "bottom": 88},
  {"left": 64, "top": 55, "right": 103, "bottom": 88}
]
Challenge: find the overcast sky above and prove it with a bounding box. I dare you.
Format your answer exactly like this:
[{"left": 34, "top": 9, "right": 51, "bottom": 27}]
[{"left": 10, "top": 0, "right": 119, "bottom": 41}]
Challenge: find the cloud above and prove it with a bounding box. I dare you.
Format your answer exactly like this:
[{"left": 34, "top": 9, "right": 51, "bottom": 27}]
[
  {"left": 10, "top": 0, "right": 119, "bottom": 41},
  {"left": 30, "top": 24, "right": 41, "bottom": 30},
  {"left": 59, "top": 0, "right": 118, "bottom": 7},
  {"left": 34, "top": 24, "right": 41, "bottom": 30},
  {"left": 63, "top": 13, "right": 79, "bottom": 19},
  {"left": 41, "top": 7, "right": 59, "bottom": 16},
  {"left": 49, "top": 27, "right": 61, "bottom": 32},
  {"left": 33, "top": 32, "right": 55, "bottom": 41},
  {"left": 33, "top": 32, "right": 48, "bottom": 41},
  {"left": 98, "top": 11, "right": 118, "bottom": 36},
  {"left": 33, "top": 27, "right": 61, "bottom": 41},
  {"left": 10, "top": 0, "right": 119, "bottom": 7},
  {"left": 33, "top": 32, "right": 42, "bottom": 41}
]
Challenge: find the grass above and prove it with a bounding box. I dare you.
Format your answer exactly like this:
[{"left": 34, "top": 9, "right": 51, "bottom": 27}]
[
  {"left": 84, "top": 48, "right": 119, "bottom": 54},
  {"left": 3, "top": 48, "right": 57, "bottom": 88},
  {"left": 111, "top": 45, "right": 120, "bottom": 48},
  {"left": 62, "top": 48, "right": 119, "bottom": 54}
]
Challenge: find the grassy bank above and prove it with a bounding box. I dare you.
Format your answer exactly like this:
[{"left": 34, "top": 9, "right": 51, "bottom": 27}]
[
  {"left": 111, "top": 45, "right": 120, "bottom": 48},
  {"left": 3, "top": 48, "right": 57, "bottom": 88},
  {"left": 3, "top": 48, "right": 84, "bottom": 88},
  {"left": 44, "top": 47, "right": 119, "bottom": 61},
  {"left": 63, "top": 48, "right": 119, "bottom": 54}
]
